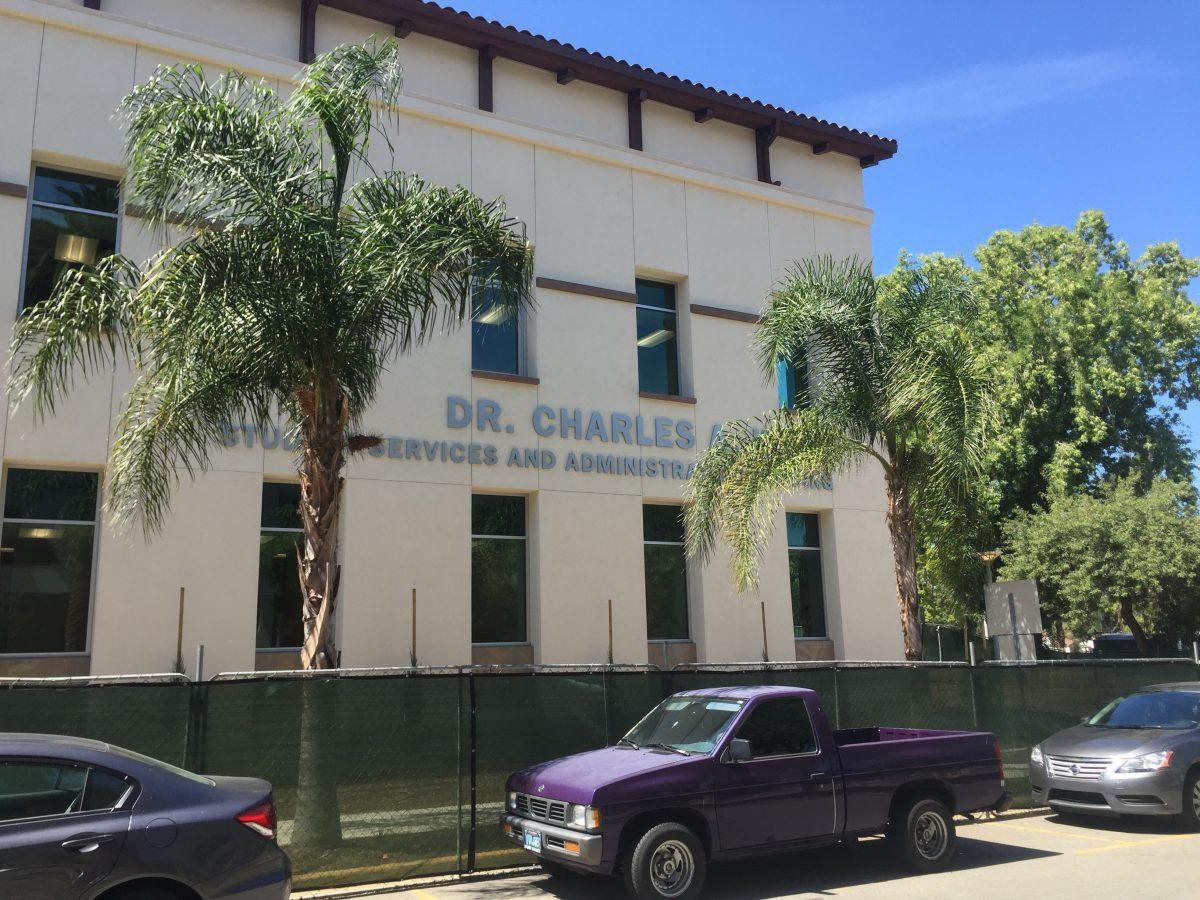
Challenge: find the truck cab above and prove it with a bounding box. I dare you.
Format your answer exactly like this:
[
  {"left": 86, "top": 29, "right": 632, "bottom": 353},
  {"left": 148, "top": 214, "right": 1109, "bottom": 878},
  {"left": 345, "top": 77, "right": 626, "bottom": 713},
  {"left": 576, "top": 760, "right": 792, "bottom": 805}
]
[{"left": 502, "top": 685, "right": 1009, "bottom": 900}]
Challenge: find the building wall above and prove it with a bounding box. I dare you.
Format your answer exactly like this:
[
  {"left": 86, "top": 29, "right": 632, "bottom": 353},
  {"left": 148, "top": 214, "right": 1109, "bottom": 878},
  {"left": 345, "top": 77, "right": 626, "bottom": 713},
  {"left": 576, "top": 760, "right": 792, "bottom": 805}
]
[{"left": 0, "top": 0, "right": 903, "bottom": 676}]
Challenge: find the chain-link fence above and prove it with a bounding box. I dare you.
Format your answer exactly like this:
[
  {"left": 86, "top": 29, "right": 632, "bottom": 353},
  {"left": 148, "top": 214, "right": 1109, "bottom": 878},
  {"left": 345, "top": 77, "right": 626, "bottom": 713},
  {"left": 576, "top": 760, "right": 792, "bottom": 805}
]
[{"left": 1, "top": 659, "right": 1197, "bottom": 889}]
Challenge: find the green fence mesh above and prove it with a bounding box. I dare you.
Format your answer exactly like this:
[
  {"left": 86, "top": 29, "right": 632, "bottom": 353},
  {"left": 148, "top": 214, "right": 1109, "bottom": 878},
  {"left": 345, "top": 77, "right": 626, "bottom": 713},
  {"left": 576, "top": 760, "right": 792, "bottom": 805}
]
[{"left": 1, "top": 660, "right": 1196, "bottom": 889}]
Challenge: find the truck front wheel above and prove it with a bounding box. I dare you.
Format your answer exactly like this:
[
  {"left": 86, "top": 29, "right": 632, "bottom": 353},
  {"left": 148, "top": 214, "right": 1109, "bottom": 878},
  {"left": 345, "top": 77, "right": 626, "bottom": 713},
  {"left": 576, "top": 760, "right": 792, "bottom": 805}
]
[
  {"left": 890, "top": 797, "right": 957, "bottom": 872},
  {"left": 623, "top": 822, "right": 707, "bottom": 900}
]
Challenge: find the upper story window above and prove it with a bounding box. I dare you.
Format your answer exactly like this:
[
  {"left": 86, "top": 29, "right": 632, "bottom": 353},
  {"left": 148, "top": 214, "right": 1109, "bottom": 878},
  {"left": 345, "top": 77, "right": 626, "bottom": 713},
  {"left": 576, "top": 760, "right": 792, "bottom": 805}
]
[
  {"left": 643, "top": 504, "right": 689, "bottom": 641},
  {"left": 776, "top": 351, "right": 811, "bottom": 410},
  {"left": 471, "top": 494, "right": 527, "bottom": 644},
  {"left": 786, "top": 512, "right": 826, "bottom": 639},
  {"left": 471, "top": 276, "right": 521, "bottom": 375},
  {"left": 256, "top": 482, "right": 304, "bottom": 650},
  {"left": 22, "top": 168, "right": 120, "bottom": 311},
  {"left": 0, "top": 468, "right": 99, "bottom": 655},
  {"left": 636, "top": 279, "right": 680, "bottom": 396}
]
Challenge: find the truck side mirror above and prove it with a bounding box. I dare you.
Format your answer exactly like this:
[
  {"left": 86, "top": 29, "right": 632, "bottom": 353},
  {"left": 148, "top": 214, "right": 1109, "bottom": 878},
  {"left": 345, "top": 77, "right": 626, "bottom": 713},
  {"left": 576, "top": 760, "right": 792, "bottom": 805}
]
[{"left": 728, "top": 738, "right": 752, "bottom": 762}]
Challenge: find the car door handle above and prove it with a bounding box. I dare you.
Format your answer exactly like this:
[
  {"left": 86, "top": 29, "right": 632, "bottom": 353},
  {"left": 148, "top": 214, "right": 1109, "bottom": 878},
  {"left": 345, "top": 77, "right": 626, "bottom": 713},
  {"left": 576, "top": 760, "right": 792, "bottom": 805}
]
[{"left": 61, "top": 834, "right": 115, "bottom": 853}]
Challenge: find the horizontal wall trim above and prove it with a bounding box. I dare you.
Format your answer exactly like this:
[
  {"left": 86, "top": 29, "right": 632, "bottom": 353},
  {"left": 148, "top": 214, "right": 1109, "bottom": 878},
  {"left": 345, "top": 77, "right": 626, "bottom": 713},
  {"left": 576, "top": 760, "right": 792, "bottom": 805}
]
[
  {"left": 471, "top": 369, "right": 539, "bottom": 386},
  {"left": 689, "top": 303, "right": 760, "bottom": 325},
  {"left": 535, "top": 277, "right": 637, "bottom": 304},
  {"left": 639, "top": 391, "right": 697, "bottom": 405},
  {"left": 0, "top": 181, "right": 28, "bottom": 199}
]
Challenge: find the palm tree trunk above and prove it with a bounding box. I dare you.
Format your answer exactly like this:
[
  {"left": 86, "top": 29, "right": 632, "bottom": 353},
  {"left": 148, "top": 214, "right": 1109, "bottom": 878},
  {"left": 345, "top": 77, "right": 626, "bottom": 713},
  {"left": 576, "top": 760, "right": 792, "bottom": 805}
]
[
  {"left": 1118, "top": 599, "right": 1149, "bottom": 655},
  {"left": 885, "top": 473, "right": 923, "bottom": 661},
  {"left": 293, "top": 382, "right": 347, "bottom": 849}
]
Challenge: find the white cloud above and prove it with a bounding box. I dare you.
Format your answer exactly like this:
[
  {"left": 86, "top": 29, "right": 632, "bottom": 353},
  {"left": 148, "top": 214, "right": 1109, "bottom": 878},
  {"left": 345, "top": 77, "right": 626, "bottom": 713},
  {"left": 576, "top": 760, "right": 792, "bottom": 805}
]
[{"left": 822, "top": 51, "right": 1138, "bottom": 134}]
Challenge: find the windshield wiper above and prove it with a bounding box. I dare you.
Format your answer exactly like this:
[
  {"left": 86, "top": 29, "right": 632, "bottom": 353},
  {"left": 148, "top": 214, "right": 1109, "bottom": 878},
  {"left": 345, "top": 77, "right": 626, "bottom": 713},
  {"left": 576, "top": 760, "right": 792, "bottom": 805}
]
[
  {"left": 616, "top": 737, "right": 640, "bottom": 749},
  {"left": 643, "top": 743, "right": 690, "bottom": 756}
]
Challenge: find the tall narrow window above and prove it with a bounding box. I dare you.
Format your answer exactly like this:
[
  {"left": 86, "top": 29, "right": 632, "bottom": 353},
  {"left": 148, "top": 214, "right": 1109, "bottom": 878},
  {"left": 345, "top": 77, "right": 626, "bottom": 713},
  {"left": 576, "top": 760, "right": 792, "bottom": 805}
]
[
  {"left": 643, "top": 504, "right": 689, "bottom": 641},
  {"left": 787, "top": 512, "right": 826, "bottom": 639},
  {"left": 776, "top": 350, "right": 811, "bottom": 410},
  {"left": 471, "top": 276, "right": 520, "bottom": 375},
  {"left": 0, "top": 469, "right": 99, "bottom": 654},
  {"left": 636, "top": 279, "right": 680, "bottom": 396},
  {"left": 22, "top": 168, "right": 120, "bottom": 311},
  {"left": 256, "top": 482, "right": 304, "bottom": 649},
  {"left": 472, "top": 495, "right": 527, "bottom": 644}
]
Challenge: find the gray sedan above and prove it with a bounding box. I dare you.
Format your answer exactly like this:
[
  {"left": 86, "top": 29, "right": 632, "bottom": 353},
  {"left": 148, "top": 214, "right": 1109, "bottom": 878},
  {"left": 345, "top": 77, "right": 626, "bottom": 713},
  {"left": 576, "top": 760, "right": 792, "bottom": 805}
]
[
  {"left": 0, "top": 733, "right": 290, "bottom": 899},
  {"left": 1029, "top": 682, "right": 1200, "bottom": 827}
]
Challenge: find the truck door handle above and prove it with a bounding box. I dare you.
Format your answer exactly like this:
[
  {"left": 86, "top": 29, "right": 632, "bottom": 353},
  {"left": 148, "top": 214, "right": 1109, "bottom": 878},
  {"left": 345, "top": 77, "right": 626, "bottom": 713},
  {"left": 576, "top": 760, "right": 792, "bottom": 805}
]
[
  {"left": 62, "top": 834, "right": 115, "bottom": 853},
  {"left": 810, "top": 771, "right": 830, "bottom": 780}
]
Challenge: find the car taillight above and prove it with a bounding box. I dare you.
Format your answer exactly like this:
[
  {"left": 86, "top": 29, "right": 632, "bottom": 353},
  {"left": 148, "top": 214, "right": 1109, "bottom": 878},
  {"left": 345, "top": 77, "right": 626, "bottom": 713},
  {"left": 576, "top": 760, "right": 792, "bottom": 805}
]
[
  {"left": 993, "top": 739, "right": 1006, "bottom": 784},
  {"left": 236, "top": 799, "right": 277, "bottom": 840}
]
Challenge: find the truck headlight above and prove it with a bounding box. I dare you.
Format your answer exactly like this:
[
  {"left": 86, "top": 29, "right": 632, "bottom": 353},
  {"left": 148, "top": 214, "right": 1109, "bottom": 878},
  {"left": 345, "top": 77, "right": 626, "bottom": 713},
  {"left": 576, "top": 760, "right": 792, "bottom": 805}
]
[
  {"left": 507, "top": 791, "right": 518, "bottom": 811},
  {"left": 1116, "top": 750, "right": 1173, "bottom": 773},
  {"left": 566, "top": 804, "right": 600, "bottom": 830},
  {"left": 1030, "top": 745, "right": 1044, "bottom": 767}
]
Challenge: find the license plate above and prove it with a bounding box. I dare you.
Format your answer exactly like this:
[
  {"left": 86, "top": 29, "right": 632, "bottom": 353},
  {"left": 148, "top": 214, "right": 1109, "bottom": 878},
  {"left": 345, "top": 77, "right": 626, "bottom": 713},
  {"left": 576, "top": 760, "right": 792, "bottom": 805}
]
[{"left": 523, "top": 829, "right": 543, "bottom": 853}]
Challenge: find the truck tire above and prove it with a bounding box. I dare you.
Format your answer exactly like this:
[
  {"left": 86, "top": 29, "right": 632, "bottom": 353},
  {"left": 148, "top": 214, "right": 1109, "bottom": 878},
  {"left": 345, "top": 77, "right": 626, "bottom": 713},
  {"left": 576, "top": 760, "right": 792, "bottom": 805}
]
[
  {"left": 890, "top": 797, "right": 957, "bottom": 872},
  {"left": 1181, "top": 769, "right": 1200, "bottom": 832},
  {"left": 622, "top": 821, "right": 707, "bottom": 900}
]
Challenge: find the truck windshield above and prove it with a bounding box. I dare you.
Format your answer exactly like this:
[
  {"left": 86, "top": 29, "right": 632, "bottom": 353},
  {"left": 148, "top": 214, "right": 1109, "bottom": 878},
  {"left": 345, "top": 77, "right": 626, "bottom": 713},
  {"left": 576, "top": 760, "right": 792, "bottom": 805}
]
[
  {"left": 1086, "top": 691, "right": 1200, "bottom": 729},
  {"left": 620, "top": 696, "right": 744, "bottom": 754}
]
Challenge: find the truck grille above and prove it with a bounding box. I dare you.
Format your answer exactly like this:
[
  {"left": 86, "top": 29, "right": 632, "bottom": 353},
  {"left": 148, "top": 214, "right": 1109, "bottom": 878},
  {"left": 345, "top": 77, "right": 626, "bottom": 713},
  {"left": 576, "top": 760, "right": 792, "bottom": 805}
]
[
  {"left": 515, "top": 792, "right": 568, "bottom": 825},
  {"left": 1045, "top": 755, "right": 1111, "bottom": 780}
]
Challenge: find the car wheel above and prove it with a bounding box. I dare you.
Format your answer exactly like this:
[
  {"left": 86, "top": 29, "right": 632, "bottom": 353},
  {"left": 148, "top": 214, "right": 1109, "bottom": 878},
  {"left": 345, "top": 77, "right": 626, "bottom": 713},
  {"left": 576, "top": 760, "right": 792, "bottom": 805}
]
[
  {"left": 622, "top": 821, "right": 707, "bottom": 900},
  {"left": 1181, "top": 769, "right": 1200, "bottom": 832},
  {"left": 536, "top": 858, "right": 579, "bottom": 878},
  {"left": 890, "top": 797, "right": 957, "bottom": 872}
]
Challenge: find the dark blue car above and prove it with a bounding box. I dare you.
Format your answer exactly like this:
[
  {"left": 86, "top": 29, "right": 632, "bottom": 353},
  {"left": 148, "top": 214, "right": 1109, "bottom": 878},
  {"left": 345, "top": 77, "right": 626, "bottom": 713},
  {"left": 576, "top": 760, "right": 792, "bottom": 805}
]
[{"left": 0, "top": 733, "right": 290, "bottom": 899}]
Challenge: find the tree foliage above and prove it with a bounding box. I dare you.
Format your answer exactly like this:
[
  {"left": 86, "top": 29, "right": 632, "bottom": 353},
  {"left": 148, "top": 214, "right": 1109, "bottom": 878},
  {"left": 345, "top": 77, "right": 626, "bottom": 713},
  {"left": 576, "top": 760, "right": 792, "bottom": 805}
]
[
  {"left": 685, "top": 255, "right": 993, "bottom": 659},
  {"left": 1002, "top": 478, "right": 1200, "bottom": 651}
]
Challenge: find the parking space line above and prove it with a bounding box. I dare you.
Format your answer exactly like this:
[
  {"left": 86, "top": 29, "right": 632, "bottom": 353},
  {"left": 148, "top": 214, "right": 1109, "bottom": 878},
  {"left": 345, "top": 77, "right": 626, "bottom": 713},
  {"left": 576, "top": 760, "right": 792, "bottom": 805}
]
[
  {"left": 1074, "top": 833, "right": 1199, "bottom": 855},
  {"left": 989, "top": 821, "right": 1118, "bottom": 843}
]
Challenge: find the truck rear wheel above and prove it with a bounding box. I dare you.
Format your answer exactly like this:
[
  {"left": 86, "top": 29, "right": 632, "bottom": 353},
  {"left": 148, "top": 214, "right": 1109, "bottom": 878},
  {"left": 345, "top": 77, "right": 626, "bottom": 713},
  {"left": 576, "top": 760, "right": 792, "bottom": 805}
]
[
  {"left": 622, "top": 821, "right": 707, "bottom": 900},
  {"left": 890, "top": 797, "right": 957, "bottom": 872}
]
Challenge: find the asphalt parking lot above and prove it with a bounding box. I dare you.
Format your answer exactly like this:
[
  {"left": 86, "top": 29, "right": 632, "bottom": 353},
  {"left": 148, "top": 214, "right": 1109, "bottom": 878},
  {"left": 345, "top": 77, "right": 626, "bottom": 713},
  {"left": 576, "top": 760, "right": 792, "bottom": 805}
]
[{"left": 302, "top": 811, "right": 1200, "bottom": 900}]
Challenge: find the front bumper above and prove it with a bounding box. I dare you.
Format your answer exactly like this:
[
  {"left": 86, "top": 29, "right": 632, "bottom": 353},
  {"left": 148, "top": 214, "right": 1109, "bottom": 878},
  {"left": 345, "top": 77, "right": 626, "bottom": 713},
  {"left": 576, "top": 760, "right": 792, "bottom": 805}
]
[
  {"left": 1031, "top": 766, "right": 1184, "bottom": 817},
  {"left": 500, "top": 814, "right": 604, "bottom": 870}
]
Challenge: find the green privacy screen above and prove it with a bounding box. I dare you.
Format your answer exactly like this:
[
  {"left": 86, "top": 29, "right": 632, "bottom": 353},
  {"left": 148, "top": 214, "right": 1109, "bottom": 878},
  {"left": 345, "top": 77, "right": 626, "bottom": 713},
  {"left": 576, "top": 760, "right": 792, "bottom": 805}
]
[{"left": 0, "top": 660, "right": 1195, "bottom": 889}]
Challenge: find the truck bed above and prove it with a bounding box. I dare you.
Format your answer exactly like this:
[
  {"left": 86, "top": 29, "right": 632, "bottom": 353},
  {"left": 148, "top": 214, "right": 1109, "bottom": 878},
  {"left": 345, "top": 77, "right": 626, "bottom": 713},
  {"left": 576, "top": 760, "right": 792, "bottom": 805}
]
[{"left": 833, "top": 726, "right": 1003, "bottom": 835}]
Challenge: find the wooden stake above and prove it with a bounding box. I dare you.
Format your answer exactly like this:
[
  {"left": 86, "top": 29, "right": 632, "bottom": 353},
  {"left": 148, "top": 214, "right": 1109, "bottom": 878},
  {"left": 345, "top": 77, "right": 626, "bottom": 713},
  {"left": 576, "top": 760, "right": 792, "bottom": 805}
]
[
  {"left": 410, "top": 587, "right": 418, "bottom": 667},
  {"left": 175, "top": 587, "right": 186, "bottom": 673},
  {"left": 760, "top": 601, "right": 769, "bottom": 662}
]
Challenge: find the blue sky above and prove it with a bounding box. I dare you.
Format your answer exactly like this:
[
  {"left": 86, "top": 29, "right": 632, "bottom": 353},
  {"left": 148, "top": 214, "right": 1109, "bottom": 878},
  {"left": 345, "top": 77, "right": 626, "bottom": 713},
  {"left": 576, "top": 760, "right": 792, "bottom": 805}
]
[{"left": 455, "top": 0, "right": 1200, "bottom": 456}]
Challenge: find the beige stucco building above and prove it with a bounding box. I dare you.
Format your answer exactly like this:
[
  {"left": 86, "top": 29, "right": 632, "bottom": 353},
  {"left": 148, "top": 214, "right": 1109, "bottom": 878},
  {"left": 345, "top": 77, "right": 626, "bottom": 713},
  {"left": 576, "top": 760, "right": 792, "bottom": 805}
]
[{"left": 0, "top": 0, "right": 903, "bottom": 678}]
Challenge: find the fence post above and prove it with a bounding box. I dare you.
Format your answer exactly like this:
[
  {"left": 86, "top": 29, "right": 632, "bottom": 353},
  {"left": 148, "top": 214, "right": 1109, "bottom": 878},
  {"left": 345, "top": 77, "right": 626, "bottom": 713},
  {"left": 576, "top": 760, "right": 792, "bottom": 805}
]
[
  {"left": 832, "top": 663, "right": 841, "bottom": 729},
  {"left": 466, "top": 671, "right": 477, "bottom": 873},
  {"left": 183, "top": 679, "right": 207, "bottom": 773},
  {"left": 968, "top": 662, "right": 979, "bottom": 730}
]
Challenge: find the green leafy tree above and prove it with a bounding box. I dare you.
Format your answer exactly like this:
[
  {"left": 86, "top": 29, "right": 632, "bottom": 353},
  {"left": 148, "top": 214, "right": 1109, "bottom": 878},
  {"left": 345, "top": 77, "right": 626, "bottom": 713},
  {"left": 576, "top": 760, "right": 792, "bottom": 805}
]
[
  {"left": 7, "top": 42, "right": 534, "bottom": 672},
  {"left": 685, "top": 256, "right": 993, "bottom": 660},
  {"left": 974, "top": 211, "right": 1200, "bottom": 515},
  {"left": 1002, "top": 478, "right": 1200, "bottom": 652}
]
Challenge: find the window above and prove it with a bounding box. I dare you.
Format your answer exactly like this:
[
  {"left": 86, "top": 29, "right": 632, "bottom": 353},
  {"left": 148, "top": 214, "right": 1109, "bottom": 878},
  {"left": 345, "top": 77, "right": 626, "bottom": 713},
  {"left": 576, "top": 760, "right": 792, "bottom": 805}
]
[
  {"left": 636, "top": 279, "right": 680, "bottom": 396},
  {"left": 256, "top": 482, "right": 304, "bottom": 649},
  {"left": 0, "top": 469, "right": 98, "bottom": 654},
  {"left": 472, "top": 495, "right": 527, "bottom": 644},
  {"left": 471, "top": 274, "right": 521, "bottom": 375},
  {"left": 0, "top": 760, "right": 132, "bottom": 822},
  {"left": 734, "top": 697, "right": 817, "bottom": 758},
  {"left": 643, "top": 504, "right": 689, "bottom": 641},
  {"left": 776, "top": 350, "right": 810, "bottom": 410},
  {"left": 787, "top": 512, "right": 826, "bottom": 639},
  {"left": 22, "top": 168, "right": 120, "bottom": 311}
]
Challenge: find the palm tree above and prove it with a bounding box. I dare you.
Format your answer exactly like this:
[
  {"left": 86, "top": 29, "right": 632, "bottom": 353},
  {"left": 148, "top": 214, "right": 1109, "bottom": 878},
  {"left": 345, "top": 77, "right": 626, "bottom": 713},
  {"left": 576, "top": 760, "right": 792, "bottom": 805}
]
[
  {"left": 8, "top": 41, "right": 534, "bottom": 672},
  {"left": 684, "top": 256, "right": 991, "bottom": 660}
]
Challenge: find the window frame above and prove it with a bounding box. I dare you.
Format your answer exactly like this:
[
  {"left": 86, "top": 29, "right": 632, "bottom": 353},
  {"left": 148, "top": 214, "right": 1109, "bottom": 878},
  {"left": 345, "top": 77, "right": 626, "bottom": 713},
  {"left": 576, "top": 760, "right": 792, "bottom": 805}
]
[
  {"left": 635, "top": 278, "right": 682, "bottom": 397},
  {"left": 0, "top": 466, "right": 103, "bottom": 659},
  {"left": 0, "top": 757, "right": 138, "bottom": 826},
  {"left": 470, "top": 493, "right": 529, "bottom": 647},
  {"left": 255, "top": 480, "right": 304, "bottom": 652},
  {"left": 727, "top": 697, "right": 822, "bottom": 762},
  {"left": 18, "top": 164, "right": 123, "bottom": 316},
  {"left": 642, "top": 502, "right": 691, "bottom": 643},
  {"left": 786, "top": 510, "right": 827, "bottom": 641}
]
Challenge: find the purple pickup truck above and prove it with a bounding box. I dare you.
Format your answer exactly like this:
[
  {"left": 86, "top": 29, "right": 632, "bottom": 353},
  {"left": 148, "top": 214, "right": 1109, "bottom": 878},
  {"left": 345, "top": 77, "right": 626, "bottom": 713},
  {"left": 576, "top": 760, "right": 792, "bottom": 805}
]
[{"left": 502, "top": 685, "right": 1010, "bottom": 899}]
